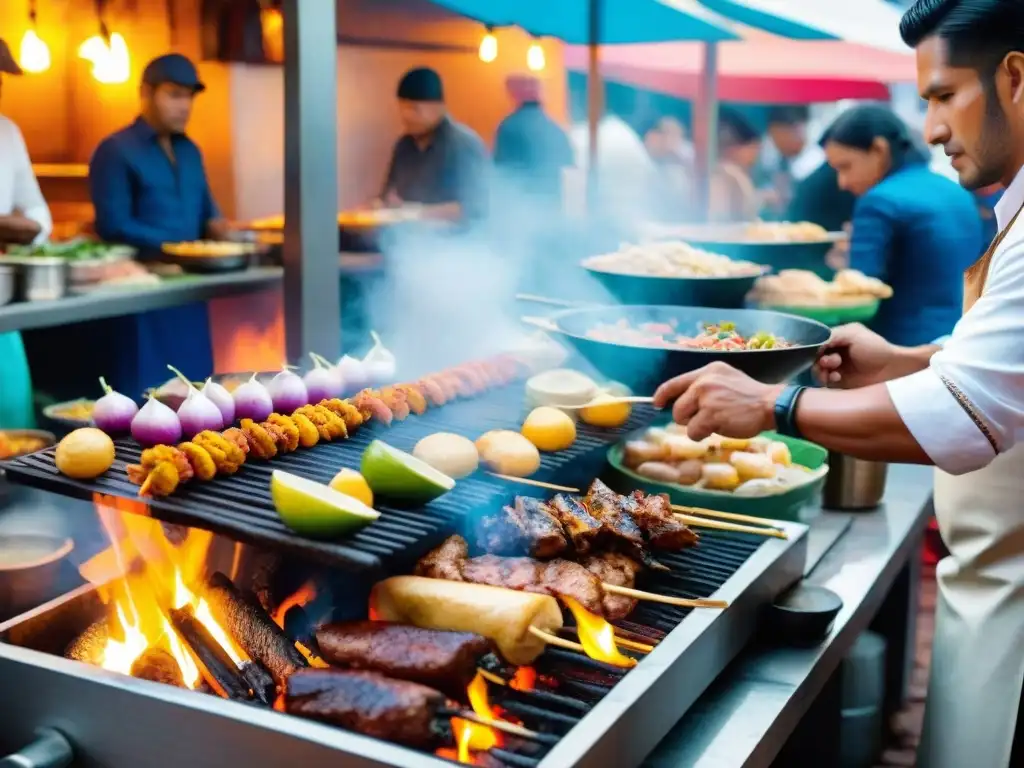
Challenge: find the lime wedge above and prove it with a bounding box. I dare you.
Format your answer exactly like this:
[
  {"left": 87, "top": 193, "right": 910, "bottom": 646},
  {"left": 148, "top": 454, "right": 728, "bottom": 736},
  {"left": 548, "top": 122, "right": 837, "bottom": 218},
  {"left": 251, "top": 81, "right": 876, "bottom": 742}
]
[
  {"left": 361, "top": 439, "right": 456, "bottom": 502},
  {"left": 271, "top": 470, "right": 380, "bottom": 538}
]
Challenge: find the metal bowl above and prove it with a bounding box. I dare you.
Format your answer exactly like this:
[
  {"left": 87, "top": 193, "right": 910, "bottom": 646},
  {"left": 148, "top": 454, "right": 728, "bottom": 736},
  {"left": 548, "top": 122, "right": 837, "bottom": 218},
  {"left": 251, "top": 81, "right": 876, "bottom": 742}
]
[
  {"left": 0, "top": 264, "right": 14, "bottom": 306},
  {"left": 682, "top": 237, "right": 844, "bottom": 281},
  {"left": 584, "top": 263, "right": 769, "bottom": 309},
  {"left": 162, "top": 252, "right": 252, "bottom": 274},
  {"left": 2, "top": 257, "right": 69, "bottom": 302},
  {"left": 0, "top": 534, "right": 75, "bottom": 619},
  {"left": 527, "top": 305, "right": 831, "bottom": 393}
]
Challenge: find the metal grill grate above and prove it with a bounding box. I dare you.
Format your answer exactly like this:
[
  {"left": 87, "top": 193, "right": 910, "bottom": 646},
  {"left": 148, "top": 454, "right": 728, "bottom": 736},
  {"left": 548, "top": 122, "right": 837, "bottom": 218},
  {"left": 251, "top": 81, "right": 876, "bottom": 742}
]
[{"left": 1, "top": 385, "right": 665, "bottom": 573}]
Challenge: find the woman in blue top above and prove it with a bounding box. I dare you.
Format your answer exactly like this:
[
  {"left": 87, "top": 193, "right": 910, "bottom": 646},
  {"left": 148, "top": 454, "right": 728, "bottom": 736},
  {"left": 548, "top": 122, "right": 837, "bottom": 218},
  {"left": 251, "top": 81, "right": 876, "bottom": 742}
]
[{"left": 821, "top": 105, "right": 983, "bottom": 346}]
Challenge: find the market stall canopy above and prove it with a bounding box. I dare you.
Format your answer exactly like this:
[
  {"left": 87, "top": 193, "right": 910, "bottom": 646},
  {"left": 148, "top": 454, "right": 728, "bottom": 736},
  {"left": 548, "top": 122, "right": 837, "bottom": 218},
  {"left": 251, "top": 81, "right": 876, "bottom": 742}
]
[
  {"left": 429, "top": 0, "right": 761, "bottom": 44},
  {"left": 563, "top": 28, "right": 918, "bottom": 104},
  {"left": 699, "top": 0, "right": 910, "bottom": 53}
]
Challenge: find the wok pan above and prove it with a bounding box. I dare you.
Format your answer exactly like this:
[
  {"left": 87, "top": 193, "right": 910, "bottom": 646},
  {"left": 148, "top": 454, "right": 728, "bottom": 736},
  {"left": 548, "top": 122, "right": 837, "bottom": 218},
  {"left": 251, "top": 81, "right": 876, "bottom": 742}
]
[
  {"left": 523, "top": 305, "right": 831, "bottom": 393},
  {"left": 583, "top": 263, "right": 768, "bottom": 309}
]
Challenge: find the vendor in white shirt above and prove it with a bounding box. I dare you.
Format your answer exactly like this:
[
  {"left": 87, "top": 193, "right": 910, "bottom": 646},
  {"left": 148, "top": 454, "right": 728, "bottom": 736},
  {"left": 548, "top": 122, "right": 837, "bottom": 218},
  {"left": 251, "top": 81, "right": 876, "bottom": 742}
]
[
  {"left": 652, "top": 1, "right": 1024, "bottom": 765},
  {"left": 0, "top": 38, "right": 51, "bottom": 429}
]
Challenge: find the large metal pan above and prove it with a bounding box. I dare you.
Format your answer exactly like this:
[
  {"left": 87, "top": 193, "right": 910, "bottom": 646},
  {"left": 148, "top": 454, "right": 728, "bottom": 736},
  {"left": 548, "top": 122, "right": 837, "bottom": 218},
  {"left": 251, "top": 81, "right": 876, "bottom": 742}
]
[
  {"left": 584, "top": 263, "right": 768, "bottom": 309},
  {"left": 680, "top": 235, "right": 845, "bottom": 281},
  {"left": 523, "top": 305, "right": 831, "bottom": 393}
]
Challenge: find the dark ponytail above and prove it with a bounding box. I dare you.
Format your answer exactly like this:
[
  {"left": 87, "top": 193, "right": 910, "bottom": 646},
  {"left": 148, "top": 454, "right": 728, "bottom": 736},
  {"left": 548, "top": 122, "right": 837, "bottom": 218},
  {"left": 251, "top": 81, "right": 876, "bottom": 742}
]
[{"left": 819, "top": 105, "right": 929, "bottom": 174}]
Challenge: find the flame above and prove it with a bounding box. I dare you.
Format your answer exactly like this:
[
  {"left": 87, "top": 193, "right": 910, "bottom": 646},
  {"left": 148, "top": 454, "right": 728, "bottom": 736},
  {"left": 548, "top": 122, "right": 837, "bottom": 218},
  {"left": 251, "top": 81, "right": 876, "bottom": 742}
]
[
  {"left": 272, "top": 580, "right": 317, "bottom": 627},
  {"left": 511, "top": 666, "right": 537, "bottom": 692},
  {"left": 562, "top": 596, "right": 637, "bottom": 668},
  {"left": 87, "top": 500, "right": 248, "bottom": 690}
]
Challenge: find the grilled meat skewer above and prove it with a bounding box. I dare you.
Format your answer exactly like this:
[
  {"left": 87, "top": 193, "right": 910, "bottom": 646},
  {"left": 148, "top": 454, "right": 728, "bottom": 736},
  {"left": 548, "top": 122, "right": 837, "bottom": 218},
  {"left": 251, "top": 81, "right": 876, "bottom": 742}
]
[
  {"left": 546, "top": 494, "right": 603, "bottom": 554},
  {"left": 315, "top": 621, "right": 493, "bottom": 698},
  {"left": 620, "top": 489, "right": 699, "bottom": 550},
  {"left": 475, "top": 496, "right": 568, "bottom": 559}
]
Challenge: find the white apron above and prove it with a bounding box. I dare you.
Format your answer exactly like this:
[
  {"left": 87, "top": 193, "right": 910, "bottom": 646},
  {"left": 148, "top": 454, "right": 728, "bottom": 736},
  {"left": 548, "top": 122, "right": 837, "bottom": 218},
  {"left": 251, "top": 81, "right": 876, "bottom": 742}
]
[{"left": 918, "top": 206, "right": 1024, "bottom": 768}]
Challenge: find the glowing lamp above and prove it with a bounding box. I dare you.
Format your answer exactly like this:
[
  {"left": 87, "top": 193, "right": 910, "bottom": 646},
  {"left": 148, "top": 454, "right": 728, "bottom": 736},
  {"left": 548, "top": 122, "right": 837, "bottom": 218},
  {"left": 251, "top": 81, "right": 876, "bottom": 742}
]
[
  {"left": 79, "top": 32, "right": 130, "bottom": 85},
  {"left": 526, "top": 42, "right": 545, "bottom": 72},
  {"left": 19, "top": 28, "right": 51, "bottom": 74},
  {"left": 479, "top": 31, "right": 498, "bottom": 63}
]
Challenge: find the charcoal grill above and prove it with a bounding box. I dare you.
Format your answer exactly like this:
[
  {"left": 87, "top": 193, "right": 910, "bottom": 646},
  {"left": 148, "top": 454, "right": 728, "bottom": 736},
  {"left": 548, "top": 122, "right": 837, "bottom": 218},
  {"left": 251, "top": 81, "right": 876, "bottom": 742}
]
[{"left": 0, "top": 384, "right": 808, "bottom": 768}]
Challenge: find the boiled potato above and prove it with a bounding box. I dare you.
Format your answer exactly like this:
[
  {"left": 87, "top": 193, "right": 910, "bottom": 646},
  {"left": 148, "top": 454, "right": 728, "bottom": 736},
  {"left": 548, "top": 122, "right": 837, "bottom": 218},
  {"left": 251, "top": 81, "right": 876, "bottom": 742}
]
[
  {"left": 768, "top": 441, "right": 792, "bottom": 466},
  {"left": 476, "top": 430, "right": 541, "bottom": 477},
  {"left": 663, "top": 434, "right": 709, "bottom": 461},
  {"left": 622, "top": 440, "right": 669, "bottom": 469},
  {"left": 521, "top": 407, "right": 576, "bottom": 452},
  {"left": 676, "top": 459, "right": 704, "bottom": 486},
  {"left": 701, "top": 463, "right": 740, "bottom": 491},
  {"left": 729, "top": 451, "right": 776, "bottom": 481},
  {"left": 413, "top": 433, "right": 480, "bottom": 479},
  {"left": 635, "top": 461, "right": 681, "bottom": 484},
  {"left": 55, "top": 428, "right": 115, "bottom": 480}
]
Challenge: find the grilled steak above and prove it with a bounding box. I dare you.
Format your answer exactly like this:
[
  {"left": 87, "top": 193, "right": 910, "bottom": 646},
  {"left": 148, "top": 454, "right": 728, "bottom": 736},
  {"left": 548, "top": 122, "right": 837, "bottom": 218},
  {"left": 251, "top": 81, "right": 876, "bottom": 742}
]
[
  {"left": 475, "top": 496, "right": 568, "bottom": 558},
  {"left": 580, "top": 553, "right": 642, "bottom": 620},
  {"left": 622, "top": 491, "right": 699, "bottom": 550},
  {"left": 285, "top": 669, "right": 445, "bottom": 749},
  {"left": 415, "top": 535, "right": 468, "bottom": 582},
  {"left": 546, "top": 494, "right": 603, "bottom": 554},
  {"left": 463, "top": 554, "right": 606, "bottom": 615},
  {"left": 316, "top": 621, "right": 493, "bottom": 698}
]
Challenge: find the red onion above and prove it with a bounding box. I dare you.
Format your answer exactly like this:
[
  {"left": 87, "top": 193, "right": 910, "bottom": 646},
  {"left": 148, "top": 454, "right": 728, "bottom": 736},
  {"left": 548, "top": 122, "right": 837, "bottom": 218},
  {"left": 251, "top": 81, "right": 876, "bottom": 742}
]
[
  {"left": 304, "top": 353, "right": 343, "bottom": 403},
  {"left": 337, "top": 354, "right": 367, "bottom": 393},
  {"left": 131, "top": 396, "right": 182, "bottom": 446},
  {"left": 233, "top": 373, "right": 274, "bottom": 422},
  {"left": 93, "top": 377, "right": 139, "bottom": 434},
  {"left": 166, "top": 366, "right": 223, "bottom": 438},
  {"left": 267, "top": 364, "right": 309, "bottom": 414},
  {"left": 202, "top": 378, "right": 235, "bottom": 425},
  {"left": 363, "top": 330, "right": 396, "bottom": 384}
]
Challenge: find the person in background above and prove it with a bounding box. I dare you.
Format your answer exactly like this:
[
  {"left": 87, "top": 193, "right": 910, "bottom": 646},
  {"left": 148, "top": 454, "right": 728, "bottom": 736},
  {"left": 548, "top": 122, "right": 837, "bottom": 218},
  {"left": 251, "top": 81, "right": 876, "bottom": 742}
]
[
  {"left": 709, "top": 110, "right": 763, "bottom": 223},
  {"left": 376, "top": 67, "right": 489, "bottom": 223},
  {"left": 0, "top": 38, "right": 51, "bottom": 429},
  {"left": 759, "top": 106, "right": 824, "bottom": 216},
  {"left": 643, "top": 117, "right": 695, "bottom": 221},
  {"left": 88, "top": 53, "right": 225, "bottom": 396},
  {"left": 786, "top": 161, "right": 857, "bottom": 234},
  {"left": 493, "top": 74, "right": 574, "bottom": 204},
  {"left": 821, "top": 104, "right": 982, "bottom": 346},
  {"left": 651, "top": 2, "right": 1024, "bottom": 762}
]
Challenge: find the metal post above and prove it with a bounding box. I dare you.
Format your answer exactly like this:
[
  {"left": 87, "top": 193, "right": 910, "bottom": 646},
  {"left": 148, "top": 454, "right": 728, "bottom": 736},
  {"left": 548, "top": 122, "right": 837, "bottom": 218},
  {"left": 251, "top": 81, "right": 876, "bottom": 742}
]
[
  {"left": 282, "top": 0, "right": 340, "bottom": 361},
  {"left": 586, "top": 0, "right": 602, "bottom": 201},
  {"left": 695, "top": 42, "right": 719, "bottom": 221}
]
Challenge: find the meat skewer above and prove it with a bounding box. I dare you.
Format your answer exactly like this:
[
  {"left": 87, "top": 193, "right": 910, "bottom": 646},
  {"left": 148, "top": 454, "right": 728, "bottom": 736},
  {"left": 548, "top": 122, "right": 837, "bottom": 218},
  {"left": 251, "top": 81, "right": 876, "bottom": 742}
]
[
  {"left": 315, "top": 621, "right": 494, "bottom": 699},
  {"left": 475, "top": 497, "right": 568, "bottom": 559},
  {"left": 285, "top": 669, "right": 555, "bottom": 749}
]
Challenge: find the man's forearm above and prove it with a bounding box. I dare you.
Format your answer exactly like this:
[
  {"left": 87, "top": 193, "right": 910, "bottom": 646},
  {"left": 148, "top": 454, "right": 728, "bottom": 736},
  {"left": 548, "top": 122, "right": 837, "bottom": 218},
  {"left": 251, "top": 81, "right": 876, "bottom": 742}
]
[
  {"left": 789, "top": 385, "right": 932, "bottom": 464},
  {"left": 0, "top": 215, "right": 42, "bottom": 245}
]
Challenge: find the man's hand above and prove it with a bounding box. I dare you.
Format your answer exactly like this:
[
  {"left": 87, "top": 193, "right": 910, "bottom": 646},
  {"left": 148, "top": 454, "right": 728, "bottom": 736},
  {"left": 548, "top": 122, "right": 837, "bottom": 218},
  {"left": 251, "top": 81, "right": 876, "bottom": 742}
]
[
  {"left": 205, "top": 218, "right": 234, "bottom": 241},
  {"left": 653, "top": 362, "right": 783, "bottom": 441},
  {"left": 0, "top": 212, "right": 42, "bottom": 245},
  {"left": 814, "top": 323, "right": 909, "bottom": 388}
]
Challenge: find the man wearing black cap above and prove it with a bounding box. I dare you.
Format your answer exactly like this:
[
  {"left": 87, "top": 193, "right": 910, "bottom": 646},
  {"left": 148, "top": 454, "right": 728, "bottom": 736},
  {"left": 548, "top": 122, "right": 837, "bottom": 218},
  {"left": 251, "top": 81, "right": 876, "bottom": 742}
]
[
  {"left": 376, "top": 67, "right": 489, "bottom": 222},
  {"left": 87, "top": 53, "right": 226, "bottom": 395}
]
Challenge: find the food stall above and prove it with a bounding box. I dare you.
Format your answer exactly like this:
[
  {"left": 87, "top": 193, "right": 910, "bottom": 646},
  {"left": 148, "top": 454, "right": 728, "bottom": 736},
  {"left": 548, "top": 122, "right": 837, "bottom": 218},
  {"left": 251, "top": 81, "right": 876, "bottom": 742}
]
[{"left": 0, "top": 4, "right": 932, "bottom": 768}]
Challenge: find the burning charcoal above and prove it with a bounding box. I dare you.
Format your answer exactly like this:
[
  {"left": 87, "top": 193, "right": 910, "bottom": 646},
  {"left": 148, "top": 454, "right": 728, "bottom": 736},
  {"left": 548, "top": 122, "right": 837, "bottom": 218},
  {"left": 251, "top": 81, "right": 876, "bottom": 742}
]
[
  {"left": 246, "top": 551, "right": 283, "bottom": 615},
  {"left": 239, "top": 660, "right": 276, "bottom": 705},
  {"left": 283, "top": 605, "right": 321, "bottom": 655},
  {"left": 130, "top": 647, "right": 185, "bottom": 688},
  {"left": 160, "top": 522, "right": 189, "bottom": 546},
  {"left": 65, "top": 619, "right": 109, "bottom": 665},
  {"left": 205, "top": 572, "right": 307, "bottom": 690},
  {"left": 168, "top": 606, "right": 250, "bottom": 701}
]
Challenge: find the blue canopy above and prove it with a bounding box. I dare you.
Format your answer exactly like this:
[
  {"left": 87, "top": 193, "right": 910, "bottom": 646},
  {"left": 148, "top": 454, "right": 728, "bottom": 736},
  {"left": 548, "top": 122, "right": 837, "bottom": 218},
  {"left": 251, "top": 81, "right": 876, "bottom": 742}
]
[{"left": 429, "top": 0, "right": 739, "bottom": 44}]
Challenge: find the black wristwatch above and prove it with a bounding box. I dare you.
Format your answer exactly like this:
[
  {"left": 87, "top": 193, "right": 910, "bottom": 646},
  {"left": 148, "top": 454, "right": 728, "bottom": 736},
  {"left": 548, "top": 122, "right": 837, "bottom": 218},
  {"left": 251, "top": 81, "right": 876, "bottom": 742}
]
[{"left": 773, "top": 385, "right": 806, "bottom": 439}]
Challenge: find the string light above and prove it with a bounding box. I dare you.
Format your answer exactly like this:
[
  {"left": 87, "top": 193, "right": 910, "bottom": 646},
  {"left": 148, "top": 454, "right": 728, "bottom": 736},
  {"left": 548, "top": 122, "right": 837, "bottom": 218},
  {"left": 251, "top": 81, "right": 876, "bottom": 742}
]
[
  {"left": 19, "top": 1, "right": 51, "bottom": 74},
  {"left": 526, "top": 40, "right": 545, "bottom": 72},
  {"left": 78, "top": 1, "right": 130, "bottom": 84},
  {"left": 479, "top": 26, "right": 498, "bottom": 63}
]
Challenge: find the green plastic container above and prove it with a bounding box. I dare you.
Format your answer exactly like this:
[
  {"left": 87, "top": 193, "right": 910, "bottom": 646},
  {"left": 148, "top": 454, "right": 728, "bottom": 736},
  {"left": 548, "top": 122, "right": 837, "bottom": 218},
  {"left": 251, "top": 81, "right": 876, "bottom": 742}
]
[
  {"left": 756, "top": 299, "right": 880, "bottom": 328},
  {"left": 605, "top": 428, "right": 829, "bottom": 522}
]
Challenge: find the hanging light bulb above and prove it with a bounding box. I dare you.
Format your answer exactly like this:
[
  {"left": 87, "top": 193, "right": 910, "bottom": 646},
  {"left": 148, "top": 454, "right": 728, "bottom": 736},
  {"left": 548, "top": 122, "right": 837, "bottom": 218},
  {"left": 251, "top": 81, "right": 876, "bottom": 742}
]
[
  {"left": 526, "top": 41, "right": 545, "bottom": 72},
  {"left": 19, "top": 2, "right": 51, "bottom": 74},
  {"left": 79, "top": 31, "right": 130, "bottom": 84},
  {"left": 479, "top": 27, "right": 498, "bottom": 64}
]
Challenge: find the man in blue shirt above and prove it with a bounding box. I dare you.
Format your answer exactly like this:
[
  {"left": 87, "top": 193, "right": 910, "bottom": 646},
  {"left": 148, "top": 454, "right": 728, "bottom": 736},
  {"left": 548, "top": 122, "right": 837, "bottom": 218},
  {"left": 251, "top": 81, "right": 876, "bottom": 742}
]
[{"left": 88, "top": 54, "right": 227, "bottom": 394}]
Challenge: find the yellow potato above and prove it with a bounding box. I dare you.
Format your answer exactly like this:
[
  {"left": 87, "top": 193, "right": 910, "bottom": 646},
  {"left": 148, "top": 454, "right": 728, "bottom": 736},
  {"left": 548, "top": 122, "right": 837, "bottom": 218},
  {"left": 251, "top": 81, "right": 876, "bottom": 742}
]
[
  {"left": 768, "top": 441, "right": 792, "bottom": 466},
  {"left": 476, "top": 430, "right": 541, "bottom": 477},
  {"left": 622, "top": 440, "right": 669, "bottom": 468},
  {"left": 729, "top": 451, "right": 776, "bottom": 481},
  {"left": 701, "top": 463, "right": 740, "bottom": 491},
  {"left": 579, "top": 394, "right": 632, "bottom": 429},
  {"left": 663, "top": 434, "right": 709, "bottom": 461},
  {"left": 521, "top": 407, "right": 576, "bottom": 452},
  {"left": 55, "top": 428, "right": 115, "bottom": 480}
]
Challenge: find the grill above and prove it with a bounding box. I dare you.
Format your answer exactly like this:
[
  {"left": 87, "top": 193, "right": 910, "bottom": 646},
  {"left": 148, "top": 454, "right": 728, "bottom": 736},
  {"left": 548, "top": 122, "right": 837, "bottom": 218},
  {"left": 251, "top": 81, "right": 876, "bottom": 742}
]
[
  {"left": 1, "top": 385, "right": 654, "bottom": 573},
  {"left": 0, "top": 384, "right": 809, "bottom": 768}
]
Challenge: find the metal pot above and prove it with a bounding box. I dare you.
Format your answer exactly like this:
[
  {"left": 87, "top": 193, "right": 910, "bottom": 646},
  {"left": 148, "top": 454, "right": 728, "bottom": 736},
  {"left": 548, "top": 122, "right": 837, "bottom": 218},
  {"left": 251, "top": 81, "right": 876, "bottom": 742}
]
[
  {"left": 0, "top": 264, "right": 14, "bottom": 306},
  {"left": 16, "top": 258, "right": 68, "bottom": 302},
  {"left": 822, "top": 453, "right": 888, "bottom": 510}
]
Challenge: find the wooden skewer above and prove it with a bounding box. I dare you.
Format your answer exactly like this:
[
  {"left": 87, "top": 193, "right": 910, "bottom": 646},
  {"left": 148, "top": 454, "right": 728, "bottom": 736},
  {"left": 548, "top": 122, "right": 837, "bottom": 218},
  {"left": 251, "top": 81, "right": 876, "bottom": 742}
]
[
  {"left": 486, "top": 473, "right": 580, "bottom": 493},
  {"left": 552, "top": 396, "right": 654, "bottom": 410},
  {"left": 670, "top": 504, "right": 784, "bottom": 530},
  {"left": 674, "top": 513, "right": 789, "bottom": 539},
  {"left": 527, "top": 626, "right": 638, "bottom": 668},
  {"left": 562, "top": 626, "right": 655, "bottom": 654},
  {"left": 477, "top": 668, "right": 510, "bottom": 687},
  {"left": 438, "top": 707, "right": 558, "bottom": 744},
  {"left": 602, "top": 583, "right": 729, "bottom": 610}
]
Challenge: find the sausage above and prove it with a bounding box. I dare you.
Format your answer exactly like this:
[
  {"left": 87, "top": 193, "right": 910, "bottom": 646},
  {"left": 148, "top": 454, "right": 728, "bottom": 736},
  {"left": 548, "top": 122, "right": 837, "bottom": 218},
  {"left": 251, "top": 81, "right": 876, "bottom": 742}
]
[{"left": 370, "top": 576, "right": 563, "bottom": 666}]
